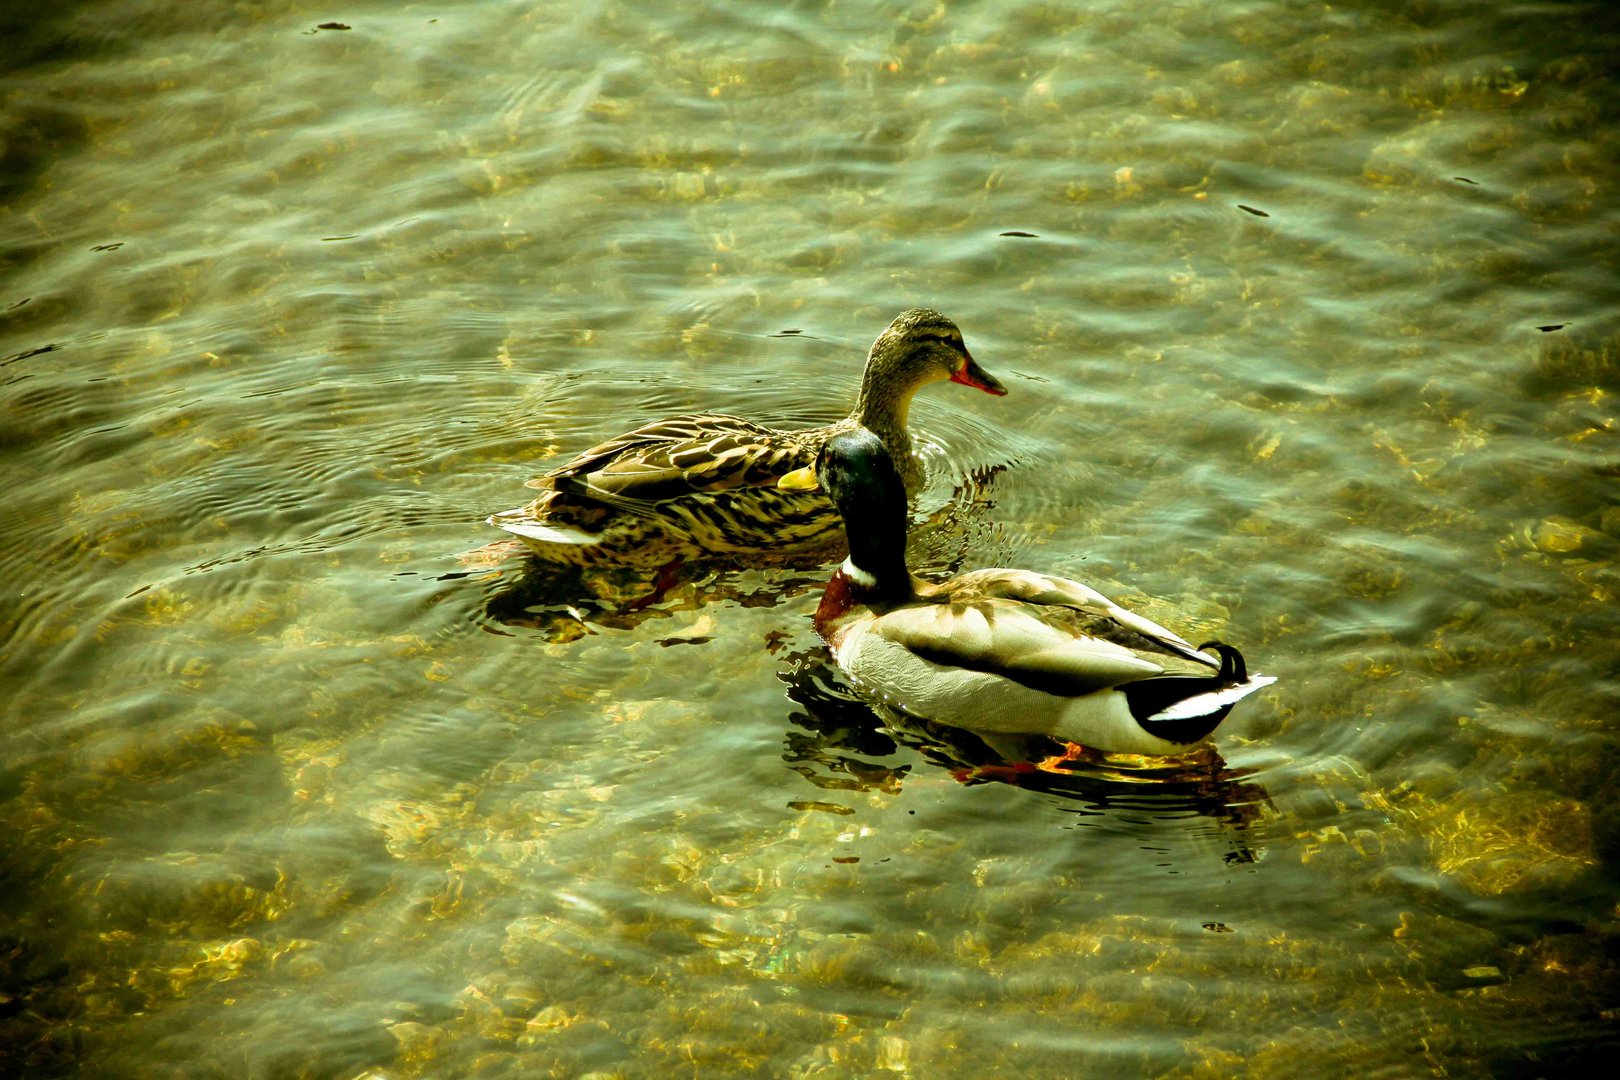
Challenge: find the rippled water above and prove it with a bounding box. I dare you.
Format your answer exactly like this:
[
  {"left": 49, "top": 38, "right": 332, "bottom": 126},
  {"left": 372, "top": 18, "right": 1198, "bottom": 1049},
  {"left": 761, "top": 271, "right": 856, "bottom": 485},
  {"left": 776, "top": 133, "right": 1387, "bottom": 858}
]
[{"left": 4, "top": 1, "right": 1618, "bottom": 1076}]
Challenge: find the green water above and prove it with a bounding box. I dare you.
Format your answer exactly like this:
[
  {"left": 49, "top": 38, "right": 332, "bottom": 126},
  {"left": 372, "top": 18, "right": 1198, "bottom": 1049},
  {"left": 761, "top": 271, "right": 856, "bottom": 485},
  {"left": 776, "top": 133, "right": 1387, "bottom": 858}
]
[{"left": 3, "top": 1, "right": 1618, "bottom": 1076}]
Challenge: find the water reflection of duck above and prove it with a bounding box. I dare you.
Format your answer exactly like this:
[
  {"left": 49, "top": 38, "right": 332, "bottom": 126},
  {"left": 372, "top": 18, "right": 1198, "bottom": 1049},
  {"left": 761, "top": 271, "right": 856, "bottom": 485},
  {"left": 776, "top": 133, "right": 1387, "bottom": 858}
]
[
  {"left": 777, "top": 657, "right": 1270, "bottom": 828},
  {"left": 785, "top": 429, "right": 1277, "bottom": 757},
  {"left": 472, "top": 557, "right": 827, "bottom": 642},
  {"left": 487, "top": 309, "right": 1006, "bottom": 568}
]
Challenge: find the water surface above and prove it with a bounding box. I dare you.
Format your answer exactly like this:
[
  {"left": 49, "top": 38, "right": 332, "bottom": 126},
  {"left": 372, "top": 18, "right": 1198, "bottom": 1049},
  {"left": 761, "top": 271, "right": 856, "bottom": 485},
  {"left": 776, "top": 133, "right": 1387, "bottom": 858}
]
[{"left": 3, "top": 1, "right": 1618, "bottom": 1076}]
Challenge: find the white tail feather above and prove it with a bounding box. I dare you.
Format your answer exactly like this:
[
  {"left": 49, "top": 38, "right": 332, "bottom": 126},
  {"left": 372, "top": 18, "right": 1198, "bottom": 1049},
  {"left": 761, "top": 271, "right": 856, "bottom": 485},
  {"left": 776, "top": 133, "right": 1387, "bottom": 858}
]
[
  {"left": 1149, "top": 675, "right": 1277, "bottom": 723},
  {"left": 487, "top": 515, "right": 599, "bottom": 546}
]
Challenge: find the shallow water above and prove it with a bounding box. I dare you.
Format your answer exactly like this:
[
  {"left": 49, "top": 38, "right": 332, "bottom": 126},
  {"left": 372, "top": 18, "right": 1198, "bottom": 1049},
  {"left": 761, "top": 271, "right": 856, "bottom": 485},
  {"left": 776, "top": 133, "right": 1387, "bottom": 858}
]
[{"left": 3, "top": 1, "right": 1618, "bottom": 1076}]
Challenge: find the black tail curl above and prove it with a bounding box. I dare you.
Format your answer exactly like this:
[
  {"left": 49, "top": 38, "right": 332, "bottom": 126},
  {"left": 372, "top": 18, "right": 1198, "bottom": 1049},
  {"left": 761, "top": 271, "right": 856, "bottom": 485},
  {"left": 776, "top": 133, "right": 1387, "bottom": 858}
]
[{"left": 1197, "top": 641, "right": 1249, "bottom": 683}]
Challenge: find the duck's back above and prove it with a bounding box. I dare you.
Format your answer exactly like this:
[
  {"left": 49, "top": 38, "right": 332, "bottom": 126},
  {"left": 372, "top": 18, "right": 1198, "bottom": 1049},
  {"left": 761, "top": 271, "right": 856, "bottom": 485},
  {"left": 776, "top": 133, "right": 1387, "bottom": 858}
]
[
  {"left": 548, "top": 414, "right": 817, "bottom": 503},
  {"left": 489, "top": 413, "right": 846, "bottom": 564}
]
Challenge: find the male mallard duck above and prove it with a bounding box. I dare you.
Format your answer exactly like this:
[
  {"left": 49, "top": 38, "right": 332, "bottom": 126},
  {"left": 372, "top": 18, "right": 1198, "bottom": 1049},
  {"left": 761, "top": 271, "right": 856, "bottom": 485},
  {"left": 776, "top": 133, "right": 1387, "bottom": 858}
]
[
  {"left": 786, "top": 428, "right": 1277, "bottom": 756},
  {"left": 488, "top": 309, "right": 1005, "bottom": 566}
]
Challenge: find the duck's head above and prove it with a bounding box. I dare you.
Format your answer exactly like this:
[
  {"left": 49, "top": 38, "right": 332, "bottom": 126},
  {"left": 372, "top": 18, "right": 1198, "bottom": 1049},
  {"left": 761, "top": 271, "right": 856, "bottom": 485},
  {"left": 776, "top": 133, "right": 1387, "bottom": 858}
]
[
  {"left": 855, "top": 309, "right": 1005, "bottom": 432},
  {"left": 803, "top": 427, "right": 913, "bottom": 598},
  {"left": 814, "top": 428, "right": 906, "bottom": 512}
]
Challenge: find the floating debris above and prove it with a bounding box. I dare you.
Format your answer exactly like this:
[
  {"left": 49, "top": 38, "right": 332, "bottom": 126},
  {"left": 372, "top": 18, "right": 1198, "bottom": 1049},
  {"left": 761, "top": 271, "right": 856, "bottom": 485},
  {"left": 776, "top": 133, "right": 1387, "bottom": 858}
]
[
  {"left": 1, "top": 342, "right": 59, "bottom": 366},
  {"left": 787, "top": 800, "right": 855, "bottom": 816}
]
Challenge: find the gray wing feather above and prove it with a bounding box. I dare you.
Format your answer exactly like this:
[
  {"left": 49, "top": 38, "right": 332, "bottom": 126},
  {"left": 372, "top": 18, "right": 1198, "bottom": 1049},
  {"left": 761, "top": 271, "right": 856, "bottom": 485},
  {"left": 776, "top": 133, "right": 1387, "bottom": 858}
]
[
  {"left": 943, "top": 568, "right": 1220, "bottom": 670},
  {"left": 868, "top": 600, "right": 1165, "bottom": 695}
]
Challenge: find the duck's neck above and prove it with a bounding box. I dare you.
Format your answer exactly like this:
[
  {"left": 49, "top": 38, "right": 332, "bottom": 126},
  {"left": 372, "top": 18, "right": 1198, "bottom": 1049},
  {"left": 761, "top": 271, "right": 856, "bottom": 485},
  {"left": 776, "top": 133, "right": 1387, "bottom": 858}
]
[
  {"left": 815, "top": 555, "right": 913, "bottom": 636},
  {"left": 852, "top": 384, "right": 923, "bottom": 497},
  {"left": 818, "top": 427, "right": 917, "bottom": 636},
  {"left": 851, "top": 347, "right": 922, "bottom": 447},
  {"left": 853, "top": 388, "right": 911, "bottom": 444},
  {"left": 822, "top": 514, "right": 913, "bottom": 615}
]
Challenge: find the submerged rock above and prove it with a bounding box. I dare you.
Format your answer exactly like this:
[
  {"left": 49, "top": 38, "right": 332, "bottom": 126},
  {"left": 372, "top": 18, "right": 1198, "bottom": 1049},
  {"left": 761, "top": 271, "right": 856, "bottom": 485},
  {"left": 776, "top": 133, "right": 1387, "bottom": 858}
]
[{"left": 1528, "top": 516, "right": 1607, "bottom": 555}]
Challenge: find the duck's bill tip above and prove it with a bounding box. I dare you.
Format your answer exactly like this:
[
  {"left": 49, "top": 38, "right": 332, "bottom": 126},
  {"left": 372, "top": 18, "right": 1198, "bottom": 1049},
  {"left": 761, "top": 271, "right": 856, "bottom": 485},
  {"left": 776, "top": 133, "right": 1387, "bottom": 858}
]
[
  {"left": 952, "top": 358, "right": 1008, "bottom": 396},
  {"left": 777, "top": 464, "right": 820, "bottom": 491}
]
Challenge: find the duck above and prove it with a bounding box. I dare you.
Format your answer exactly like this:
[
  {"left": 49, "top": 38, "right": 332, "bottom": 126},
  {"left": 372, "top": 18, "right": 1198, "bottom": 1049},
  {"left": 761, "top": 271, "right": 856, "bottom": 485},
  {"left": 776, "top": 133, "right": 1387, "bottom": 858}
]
[
  {"left": 783, "top": 428, "right": 1277, "bottom": 756},
  {"left": 487, "top": 309, "right": 1006, "bottom": 567}
]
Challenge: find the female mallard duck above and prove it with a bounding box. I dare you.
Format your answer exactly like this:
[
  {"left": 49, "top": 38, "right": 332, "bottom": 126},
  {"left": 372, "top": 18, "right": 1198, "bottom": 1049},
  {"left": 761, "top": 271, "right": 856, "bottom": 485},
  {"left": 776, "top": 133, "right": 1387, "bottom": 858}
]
[
  {"left": 786, "top": 428, "right": 1276, "bottom": 756},
  {"left": 488, "top": 309, "right": 1005, "bottom": 566}
]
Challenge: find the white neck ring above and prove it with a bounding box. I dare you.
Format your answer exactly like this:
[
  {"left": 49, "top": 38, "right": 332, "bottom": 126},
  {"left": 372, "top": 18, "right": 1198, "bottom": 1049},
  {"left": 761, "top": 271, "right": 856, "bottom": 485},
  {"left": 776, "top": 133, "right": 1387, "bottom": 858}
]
[{"left": 840, "top": 556, "right": 878, "bottom": 588}]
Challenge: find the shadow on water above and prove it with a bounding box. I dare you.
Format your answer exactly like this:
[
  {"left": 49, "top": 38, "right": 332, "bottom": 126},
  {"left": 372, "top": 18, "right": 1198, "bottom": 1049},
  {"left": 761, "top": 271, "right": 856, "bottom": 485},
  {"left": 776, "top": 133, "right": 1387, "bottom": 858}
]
[
  {"left": 775, "top": 652, "right": 1273, "bottom": 835},
  {"left": 1, "top": 5, "right": 267, "bottom": 227}
]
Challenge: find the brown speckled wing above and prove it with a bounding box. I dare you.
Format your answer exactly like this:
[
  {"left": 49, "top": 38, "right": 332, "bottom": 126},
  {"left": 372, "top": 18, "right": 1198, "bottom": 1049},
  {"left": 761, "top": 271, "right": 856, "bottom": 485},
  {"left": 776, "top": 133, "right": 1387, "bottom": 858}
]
[{"left": 547, "top": 413, "right": 821, "bottom": 506}]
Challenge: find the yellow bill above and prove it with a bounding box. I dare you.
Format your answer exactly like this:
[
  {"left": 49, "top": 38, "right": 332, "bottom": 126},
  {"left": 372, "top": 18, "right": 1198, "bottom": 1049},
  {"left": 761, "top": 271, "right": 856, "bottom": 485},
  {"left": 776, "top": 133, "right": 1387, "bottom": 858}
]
[{"left": 776, "top": 464, "right": 819, "bottom": 491}]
